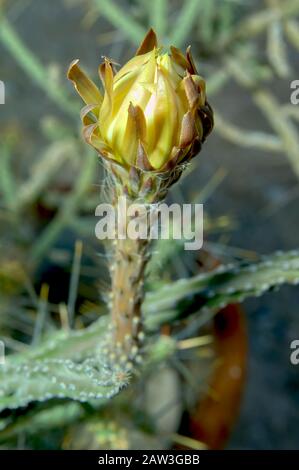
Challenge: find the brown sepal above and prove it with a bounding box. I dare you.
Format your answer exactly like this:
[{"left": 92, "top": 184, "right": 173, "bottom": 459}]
[
  {"left": 199, "top": 101, "right": 214, "bottom": 141},
  {"left": 82, "top": 123, "right": 97, "bottom": 144},
  {"left": 136, "top": 141, "right": 154, "bottom": 171},
  {"left": 161, "top": 147, "right": 182, "bottom": 171},
  {"left": 136, "top": 28, "right": 158, "bottom": 56},
  {"left": 123, "top": 185, "right": 130, "bottom": 196},
  {"left": 179, "top": 111, "right": 197, "bottom": 148},
  {"left": 170, "top": 46, "right": 189, "bottom": 70},
  {"left": 186, "top": 45, "right": 197, "bottom": 74},
  {"left": 184, "top": 73, "right": 200, "bottom": 110},
  {"left": 140, "top": 177, "right": 155, "bottom": 199},
  {"left": 190, "top": 137, "right": 202, "bottom": 157},
  {"left": 129, "top": 166, "right": 141, "bottom": 191},
  {"left": 98, "top": 57, "right": 115, "bottom": 86}
]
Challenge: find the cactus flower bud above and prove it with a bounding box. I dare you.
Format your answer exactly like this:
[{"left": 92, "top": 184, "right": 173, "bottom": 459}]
[{"left": 68, "top": 29, "right": 213, "bottom": 174}]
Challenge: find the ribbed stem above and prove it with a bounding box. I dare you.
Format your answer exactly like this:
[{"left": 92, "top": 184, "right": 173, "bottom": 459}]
[
  {"left": 103, "top": 161, "right": 170, "bottom": 367},
  {"left": 107, "top": 191, "right": 153, "bottom": 366},
  {"left": 110, "top": 236, "right": 149, "bottom": 360}
]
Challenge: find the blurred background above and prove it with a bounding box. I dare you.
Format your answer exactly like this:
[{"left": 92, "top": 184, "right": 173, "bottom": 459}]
[{"left": 0, "top": 0, "right": 299, "bottom": 449}]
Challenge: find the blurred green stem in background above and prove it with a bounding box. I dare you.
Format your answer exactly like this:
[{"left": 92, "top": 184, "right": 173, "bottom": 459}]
[
  {"left": 92, "top": 0, "right": 299, "bottom": 50},
  {"left": 0, "top": 13, "right": 77, "bottom": 117},
  {"left": 199, "top": 0, "right": 214, "bottom": 45},
  {"left": 220, "top": 0, "right": 299, "bottom": 49},
  {"left": 169, "top": 0, "right": 202, "bottom": 46},
  {"left": 29, "top": 148, "right": 97, "bottom": 264},
  {"left": 93, "top": 0, "right": 146, "bottom": 44},
  {"left": 0, "top": 140, "right": 17, "bottom": 210},
  {"left": 150, "top": 0, "right": 167, "bottom": 39}
]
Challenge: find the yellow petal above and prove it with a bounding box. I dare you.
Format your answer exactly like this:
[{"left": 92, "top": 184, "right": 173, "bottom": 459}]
[
  {"left": 99, "top": 58, "right": 114, "bottom": 129},
  {"left": 115, "top": 49, "right": 156, "bottom": 115},
  {"left": 80, "top": 103, "right": 100, "bottom": 125},
  {"left": 83, "top": 123, "right": 112, "bottom": 157},
  {"left": 103, "top": 50, "right": 156, "bottom": 153},
  {"left": 146, "top": 67, "right": 180, "bottom": 168},
  {"left": 67, "top": 59, "right": 102, "bottom": 105},
  {"left": 113, "top": 103, "right": 146, "bottom": 165},
  {"left": 98, "top": 57, "right": 114, "bottom": 88}
]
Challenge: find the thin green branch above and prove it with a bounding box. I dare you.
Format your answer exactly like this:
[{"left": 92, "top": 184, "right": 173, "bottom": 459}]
[
  {"left": 285, "top": 19, "right": 299, "bottom": 50},
  {"left": 150, "top": 0, "right": 168, "bottom": 38},
  {"left": 145, "top": 250, "right": 299, "bottom": 318},
  {"left": 267, "top": 20, "right": 291, "bottom": 77},
  {"left": 219, "top": 0, "right": 299, "bottom": 50},
  {"left": 215, "top": 110, "right": 283, "bottom": 152},
  {"left": 13, "top": 140, "right": 77, "bottom": 211},
  {"left": 199, "top": 0, "right": 215, "bottom": 44},
  {"left": 92, "top": 0, "right": 146, "bottom": 45},
  {"left": 226, "top": 54, "right": 299, "bottom": 180},
  {"left": 32, "top": 284, "right": 49, "bottom": 346},
  {"left": 29, "top": 149, "right": 96, "bottom": 264},
  {"left": 0, "top": 142, "right": 16, "bottom": 209},
  {"left": 253, "top": 90, "right": 299, "bottom": 180},
  {"left": 169, "top": 0, "right": 202, "bottom": 47},
  {"left": 67, "top": 240, "right": 83, "bottom": 328}
]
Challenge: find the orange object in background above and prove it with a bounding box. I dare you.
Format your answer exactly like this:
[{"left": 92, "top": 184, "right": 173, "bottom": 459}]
[{"left": 188, "top": 304, "right": 247, "bottom": 449}]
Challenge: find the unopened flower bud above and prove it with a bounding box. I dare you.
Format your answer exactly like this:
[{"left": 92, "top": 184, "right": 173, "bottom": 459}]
[{"left": 68, "top": 29, "right": 213, "bottom": 174}]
